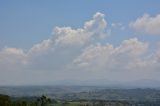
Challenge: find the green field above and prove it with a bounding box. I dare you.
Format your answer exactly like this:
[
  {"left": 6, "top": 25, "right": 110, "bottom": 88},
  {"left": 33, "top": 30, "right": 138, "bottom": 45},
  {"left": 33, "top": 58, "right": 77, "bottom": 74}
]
[{"left": 54, "top": 101, "right": 90, "bottom": 106}]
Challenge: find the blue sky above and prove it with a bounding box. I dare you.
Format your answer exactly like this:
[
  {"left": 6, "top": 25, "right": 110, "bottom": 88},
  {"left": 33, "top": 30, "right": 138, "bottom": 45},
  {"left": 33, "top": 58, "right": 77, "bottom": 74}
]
[
  {"left": 1, "top": 0, "right": 160, "bottom": 48},
  {"left": 0, "top": 0, "right": 160, "bottom": 85}
]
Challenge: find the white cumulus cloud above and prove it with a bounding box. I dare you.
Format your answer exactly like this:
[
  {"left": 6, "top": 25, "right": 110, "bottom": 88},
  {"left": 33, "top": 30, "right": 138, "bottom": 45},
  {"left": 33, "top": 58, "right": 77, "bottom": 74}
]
[
  {"left": 73, "top": 38, "right": 148, "bottom": 72},
  {"left": 130, "top": 14, "right": 160, "bottom": 35}
]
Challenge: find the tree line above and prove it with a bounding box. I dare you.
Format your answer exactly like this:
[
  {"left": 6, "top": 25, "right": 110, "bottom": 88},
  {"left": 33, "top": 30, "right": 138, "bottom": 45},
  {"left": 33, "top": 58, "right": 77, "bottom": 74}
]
[{"left": 0, "top": 94, "right": 52, "bottom": 106}]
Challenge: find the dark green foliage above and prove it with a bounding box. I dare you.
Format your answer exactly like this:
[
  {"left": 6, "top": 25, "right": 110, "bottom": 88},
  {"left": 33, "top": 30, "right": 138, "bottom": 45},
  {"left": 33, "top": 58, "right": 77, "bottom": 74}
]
[
  {"left": 0, "top": 95, "right": 53, "bottom": 106},
  {"left": 36, "top": 95, "right": 51, "bottom": 106},
  {"left": 0, "top": 94, "right": 11, "bottom": 106}
]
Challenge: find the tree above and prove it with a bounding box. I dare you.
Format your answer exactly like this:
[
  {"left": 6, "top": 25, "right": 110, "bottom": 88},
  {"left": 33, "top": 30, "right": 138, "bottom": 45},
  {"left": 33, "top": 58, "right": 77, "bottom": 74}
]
[
  {"left": 0, "top": 94, "right": 11, "bottom": 106},
  {"left": 36, "top": 95, "right": 51, "bottom": 106}
]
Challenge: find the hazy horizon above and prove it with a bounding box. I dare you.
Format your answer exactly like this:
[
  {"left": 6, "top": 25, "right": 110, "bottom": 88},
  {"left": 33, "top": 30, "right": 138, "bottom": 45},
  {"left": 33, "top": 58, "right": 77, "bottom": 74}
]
[{"left": 0, "top": 0, "right": 160, "bottom": 86}]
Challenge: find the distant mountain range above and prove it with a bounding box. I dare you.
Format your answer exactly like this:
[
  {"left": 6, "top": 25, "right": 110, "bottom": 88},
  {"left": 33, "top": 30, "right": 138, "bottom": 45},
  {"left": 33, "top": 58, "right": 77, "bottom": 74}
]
[{"left": 50, "top": 79, "right": 160, "bottom": 88}]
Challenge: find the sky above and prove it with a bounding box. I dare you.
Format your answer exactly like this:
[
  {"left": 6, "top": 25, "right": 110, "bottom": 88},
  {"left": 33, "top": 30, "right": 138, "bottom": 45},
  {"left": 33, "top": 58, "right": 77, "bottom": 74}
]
[{"left": 0, "top": 0, "right": 160, "bottom": 85}]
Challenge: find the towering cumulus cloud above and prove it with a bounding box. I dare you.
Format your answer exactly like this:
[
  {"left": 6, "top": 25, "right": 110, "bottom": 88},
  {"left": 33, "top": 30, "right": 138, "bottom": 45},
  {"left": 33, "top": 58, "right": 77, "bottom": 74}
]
[
  {"left": 0, "top": 12, "right": 160, "bottom": 85},
  {"left": 54, "top": 12, "right": 108, "bottom": 46}
]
